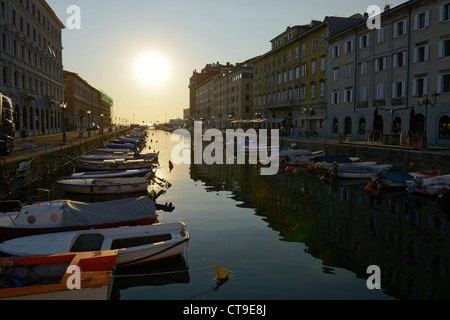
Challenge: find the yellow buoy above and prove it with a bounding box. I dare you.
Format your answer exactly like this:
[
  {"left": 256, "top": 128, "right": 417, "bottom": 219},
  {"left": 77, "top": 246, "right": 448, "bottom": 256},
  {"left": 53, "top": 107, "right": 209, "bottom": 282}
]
[{"left": 214, "top": 264, "right": 233, "bottom": 281}]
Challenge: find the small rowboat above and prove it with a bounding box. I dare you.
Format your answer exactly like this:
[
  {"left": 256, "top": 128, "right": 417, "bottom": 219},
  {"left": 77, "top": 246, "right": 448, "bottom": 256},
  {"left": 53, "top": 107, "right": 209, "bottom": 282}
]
[
  {"left": 0, "top": 250, "right": 118, "bottom": 300},
  {"left": 80, "top": 152, "right": 159, "bottom": 161},
  {"left": 70, "top": 168, "right": 154, "bottom": 179},
  {"left": 283, "top": 150, "right": 326, "bottom": 166},
  {"left": 330, "top": 163, "right": 393, "bottom": 179},
  {"left": 0, "top": 222, "right": 189, "bottom": 268},
  {"left": 69, "top": 157, "right": 157, "bottom": 171},
  {"left": 57, "top": 174, "right": 153, "bottom": 195}
]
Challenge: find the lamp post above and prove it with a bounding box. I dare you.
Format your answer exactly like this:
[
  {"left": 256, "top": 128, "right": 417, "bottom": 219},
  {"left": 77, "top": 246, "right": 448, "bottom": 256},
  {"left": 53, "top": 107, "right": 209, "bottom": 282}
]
[
  {"left": 100, "top": 114, "right": 104, "bottom": 134},
  {"left": 87, "top": 110, "right": 91, "bottom": 137},
  {"left": 303, "top": 106, "right": 312, "bottom": 139},
  {"left": 60, "top": 102, "right": 67, "bottom": 145},
  {"left": 416, "top": 91, "right": 439, "bottom": 149}
]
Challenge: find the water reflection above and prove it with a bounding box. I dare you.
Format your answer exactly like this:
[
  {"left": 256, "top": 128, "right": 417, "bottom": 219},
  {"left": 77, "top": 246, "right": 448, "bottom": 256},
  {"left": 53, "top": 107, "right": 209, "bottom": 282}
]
[{"left": 189, "top": 161, "right": 450, "bottom": 299}]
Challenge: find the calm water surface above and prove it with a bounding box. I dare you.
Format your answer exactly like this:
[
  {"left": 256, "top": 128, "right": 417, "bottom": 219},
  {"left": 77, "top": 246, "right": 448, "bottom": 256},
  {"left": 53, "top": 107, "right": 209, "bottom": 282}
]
[{"left": 47, "top": 130, "right": 450, "bottom": 300}]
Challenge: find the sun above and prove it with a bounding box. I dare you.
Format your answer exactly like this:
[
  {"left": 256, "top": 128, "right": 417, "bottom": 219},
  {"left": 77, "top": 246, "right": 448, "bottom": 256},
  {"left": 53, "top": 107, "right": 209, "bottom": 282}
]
[{"left": 135, "top": 52, "right": 171, "bottom": 86}]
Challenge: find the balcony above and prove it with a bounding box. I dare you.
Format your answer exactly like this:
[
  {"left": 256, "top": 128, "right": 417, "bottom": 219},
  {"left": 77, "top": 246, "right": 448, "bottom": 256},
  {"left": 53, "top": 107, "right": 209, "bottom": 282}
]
[
  {"left": 391, "top": 97, "right": 405, "bottom": 106},
  {"left": 373, "top": 99, "right": 386, "bottom": 107},
  {"left": 358, "top": 101, "right": 368, "bottom": 109}
]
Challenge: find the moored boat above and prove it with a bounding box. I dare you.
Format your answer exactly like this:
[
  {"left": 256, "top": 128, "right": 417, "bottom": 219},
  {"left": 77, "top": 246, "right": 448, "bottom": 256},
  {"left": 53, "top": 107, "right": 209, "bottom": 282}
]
[
  {"left": 372, "top": 168, "right": 441, "bottom": 189},
  {"left": 406, "top": 174, "right": 450, "bottom": 196},
  {"left": 282, "top": 150, "right": 326, "bottom": 166},
  {"left": 57, "top": 174, "right": 154, "bottom": 195},
  {"left": 70, "top": 168, "right": 154, "bottom": 179},
  {"left": 69, "top": 157, "right": 157, "bottom": 171},
  {"left": 330, "top": 163, "right": 393, "bottom": 179},
  {"left": 0, "top": 250, "right": 118, "bottom": 300},
  {"left": 0, "top": 197, "right": 159, "bottom": 242},
  {"left": 0, "top": 222, "right": 189, "bottom": 268}
]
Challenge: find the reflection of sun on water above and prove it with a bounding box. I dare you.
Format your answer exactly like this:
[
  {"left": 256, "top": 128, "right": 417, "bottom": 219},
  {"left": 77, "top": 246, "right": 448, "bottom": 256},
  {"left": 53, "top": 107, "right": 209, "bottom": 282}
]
[{"left": 135, "top": 52, "right": 171, "bottom": 86}]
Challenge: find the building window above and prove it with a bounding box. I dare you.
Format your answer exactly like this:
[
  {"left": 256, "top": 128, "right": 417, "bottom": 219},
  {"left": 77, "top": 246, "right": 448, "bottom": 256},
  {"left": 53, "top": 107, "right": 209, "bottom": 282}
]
[
  {"left": 376, "top": 83, "right": 384, "bottom": 99},
  {"left": 320, "top": 57, "right": 326, "bottom": 72},
  {"left": 311, "top": 84, "right": 316, "bottom": 99},
  {"left": 361, "top": 87, "right": 367, "bottom": 101},
  {"left": 344, "top": 88, "right": 353, "bottom": 104},
  {"left": 415, "top": 11, "right": 430, "bottom": 30},
  {"left": 320, "top": 82, "right": 325, "bottom": 97},
  {"left": 346, "top": 65, "right": 352, "bottom": 79},
  {"left": 375, "top": 57, "right": 387, "bottom": 72},
  {"left": 359, "top": 34, "right": 370, "bottom": 49},
  {"left": 312, "top": 39, "right": 316, "bottom": 51},
  {"left": 393, "top": 51, "right": 407, "bottom": 68},
  {"left": 332, "top": 91, "right": 340, "bottom": 105},
  {"left": 414, "top": 45, "right": 429, "bottom": 63},
  {"left": 440, "top": 3, "right": 450, "bottom": 22},
  {"left": 321, "top": 34, "right": 326, "bottom": 48},
  {"left": 311, "top": 60, "right": 316, "bottom": 74},
  {"left": 302, "top": 43, "right": 307, "bottom": 56},
  {"left": 378, "top": 28, "right": 385, "bottom": 44},
  {"left": 394, "top": 20, "right": 407, "bottom": 37},
  {"left": 333, "top": 118, "right": 339, "bottom": 134},
  {"left": 439, "top": 74, "right": 450, "bottom": 93},
  {"left": 361, "top": 61, "right": 368, "bottom": 75},
  {"left": 359, "top": 118, "right": 366, "bottom": 135},
  {"left": 301, "top": 64, "right": 307, "bottom": 77},
  {"left": 439, "top": 116, "right": 450, "bottom": 140},
  {"left": 345, "top": 40, "right": 354, "bottom": 54},
  {"left": 392, "top": 81, "right": 406, "bottom": 98},
  {"left": 413, "top": 77, "right": 428, "bottom": 96},
  {"left": 332, "top": 45, "right": 340, "bottom": 58},
  {"left": 439, "top": 39, "right": 450, "bottom": 58},
  {"left": 333, "top": 68, "right": 339, "bottom": 82}
]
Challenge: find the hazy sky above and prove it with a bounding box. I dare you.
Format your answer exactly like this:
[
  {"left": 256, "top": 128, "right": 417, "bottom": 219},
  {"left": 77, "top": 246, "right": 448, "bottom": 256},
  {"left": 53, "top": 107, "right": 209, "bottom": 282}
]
[{"left": 46, "top": 0, "right": 406, "bottom": 124}]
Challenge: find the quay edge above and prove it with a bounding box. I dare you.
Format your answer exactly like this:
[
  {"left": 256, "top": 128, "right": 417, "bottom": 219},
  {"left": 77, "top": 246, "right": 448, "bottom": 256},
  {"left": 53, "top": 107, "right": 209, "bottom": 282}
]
[
  {"left": 280, "top": 137, "right": 450, "bottom": 174},
  {"left": 0, "top": 129, "right": 132, "bottom": 200}
]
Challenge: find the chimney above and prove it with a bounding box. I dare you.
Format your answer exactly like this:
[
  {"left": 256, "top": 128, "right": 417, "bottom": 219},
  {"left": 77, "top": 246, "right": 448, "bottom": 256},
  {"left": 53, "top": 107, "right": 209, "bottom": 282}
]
[{"left": 384, "top": 5, "right": 390, "bottom": 12}]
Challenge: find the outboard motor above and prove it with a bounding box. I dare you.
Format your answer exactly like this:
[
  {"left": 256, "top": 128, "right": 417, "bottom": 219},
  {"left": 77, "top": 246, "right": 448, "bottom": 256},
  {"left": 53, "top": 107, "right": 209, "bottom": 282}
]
[{"left": 407, "top": 176, "right": 423, "bottom": 194}]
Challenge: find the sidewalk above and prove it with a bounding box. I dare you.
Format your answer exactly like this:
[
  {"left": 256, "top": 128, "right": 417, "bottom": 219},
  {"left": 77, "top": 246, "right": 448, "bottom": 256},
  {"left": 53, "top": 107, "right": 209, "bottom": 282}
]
[{"left": 3, "top": 129, "right": 127, "bottom": 165}]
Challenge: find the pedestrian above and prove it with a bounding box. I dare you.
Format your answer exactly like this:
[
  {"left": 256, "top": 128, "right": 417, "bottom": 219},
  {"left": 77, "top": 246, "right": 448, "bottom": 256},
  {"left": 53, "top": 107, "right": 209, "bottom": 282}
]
[{"left": 20, "top": 126, "right": 27, "bottom": 142}]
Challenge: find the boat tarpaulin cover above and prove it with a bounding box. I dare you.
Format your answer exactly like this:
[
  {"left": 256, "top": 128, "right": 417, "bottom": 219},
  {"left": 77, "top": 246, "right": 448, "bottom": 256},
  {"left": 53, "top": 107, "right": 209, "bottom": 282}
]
[{"left": 62, "top": 197, "right": 156, "bottom": 226}]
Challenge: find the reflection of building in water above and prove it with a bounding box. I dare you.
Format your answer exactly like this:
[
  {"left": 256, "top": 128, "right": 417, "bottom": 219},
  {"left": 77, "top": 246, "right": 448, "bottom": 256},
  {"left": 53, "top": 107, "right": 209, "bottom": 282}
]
[{"left": 190, "top": 161, "right": 450, "bottom": 299}]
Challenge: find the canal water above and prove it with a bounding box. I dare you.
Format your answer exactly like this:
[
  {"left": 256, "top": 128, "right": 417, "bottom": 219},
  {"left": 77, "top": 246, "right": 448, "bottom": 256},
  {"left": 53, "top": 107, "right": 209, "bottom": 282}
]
[{"left": 42, "top": 129, "right": 450, "bottom": 300}]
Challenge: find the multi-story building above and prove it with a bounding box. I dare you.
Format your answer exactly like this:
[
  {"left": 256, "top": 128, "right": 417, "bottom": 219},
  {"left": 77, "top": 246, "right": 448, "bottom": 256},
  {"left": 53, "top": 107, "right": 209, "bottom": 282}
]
[
  {"left": 253, "top": 25, "right": 311, "bottom": 132},
  {"left": 0, "top": 0, "right": 65, "bottom": 136},
  {"left": 253, "top": 16, "right": 363, "bottom": 135},
  {"left": 328, "top": 0, "right": 450, "bottom": 146},
  {"left": 188, "top": 62, "right": 234, "bottom": 120},
  {"left": 194, "top": 59, "right": 256, "bottom": 129},
  {"left": 63, "top": 70, "right": 113, "bottom": 133},
  {"left": 214, "top": 58, "right": 257, "bottom": 129}
]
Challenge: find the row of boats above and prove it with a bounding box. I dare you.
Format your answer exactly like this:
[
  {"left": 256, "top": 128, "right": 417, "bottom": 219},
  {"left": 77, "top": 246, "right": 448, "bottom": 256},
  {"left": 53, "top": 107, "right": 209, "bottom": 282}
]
[
  {"left": 0, "top": 128, "right": 190, "bottom": 300},
  {"left": 279, "top": 146, "right": 449, "bottom": 199}
]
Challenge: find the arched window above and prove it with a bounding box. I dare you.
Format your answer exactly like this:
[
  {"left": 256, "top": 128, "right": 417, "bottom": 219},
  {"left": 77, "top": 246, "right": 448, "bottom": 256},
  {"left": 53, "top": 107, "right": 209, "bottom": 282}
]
[
  {"left": 332, "top": 118, "right": 338, "bottom": 134},
  {"left": 359, "top": 117, "right": 366, "bottom": 135},
  {"left": 439, "top": 115, "right": 450, "bottom": 140}
]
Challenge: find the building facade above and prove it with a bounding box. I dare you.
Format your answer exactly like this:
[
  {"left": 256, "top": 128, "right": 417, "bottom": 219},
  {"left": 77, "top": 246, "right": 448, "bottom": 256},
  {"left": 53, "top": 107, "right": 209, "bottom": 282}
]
[
  {"left": 328, "top": 0, "right": 450, "bottom": 146},
  {"left": 188, "top": 62, "right": 234, "bottom": 120},
  {"left": 0, "top": 0, "right": 65, "bottom": 136},
  {"left": 63, "top": 70, "right": 113, "bottom": 132},
  {"left": 253, "top": 16, "right": 363, "bottom": 135}
]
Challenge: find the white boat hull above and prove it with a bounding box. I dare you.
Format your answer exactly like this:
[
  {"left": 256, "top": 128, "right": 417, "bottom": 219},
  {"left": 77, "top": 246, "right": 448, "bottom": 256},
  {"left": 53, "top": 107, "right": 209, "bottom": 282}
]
[
  {"left": 0, "top": 222, "right": 190, "bottom": 267},
  {"left": 57, "top": 179, "right": 150, "bottom": 194}
]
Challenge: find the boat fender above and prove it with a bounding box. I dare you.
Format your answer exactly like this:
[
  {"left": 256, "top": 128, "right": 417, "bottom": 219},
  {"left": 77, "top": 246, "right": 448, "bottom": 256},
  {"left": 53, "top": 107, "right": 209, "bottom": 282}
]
[
  {"left": 365, "top": 182, "right": 372, "bottom": 192},
  {"left": 285, "top": 166, "right": 293, "bottom": 173},
  {"left": 214, "top": 264, "right": 233, "bottom": 281}
]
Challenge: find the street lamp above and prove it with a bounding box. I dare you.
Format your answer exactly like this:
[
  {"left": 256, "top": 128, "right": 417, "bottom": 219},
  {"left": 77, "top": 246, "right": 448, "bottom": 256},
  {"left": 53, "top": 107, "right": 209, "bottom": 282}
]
[
  {"left": 100, "top": 114, "right": 104, "bottom": 134},
  {"left": 60, "top": 102, "right": 67, "bottom": 145},
  {"left": 303, "top": 106, "right": 313, "bottom": 139},
  {"left": 87, "top": 110, "right": 91, "bottom": 137},
  {"left": 416, "top": 91, "right": 439, "bottom": 149}
]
